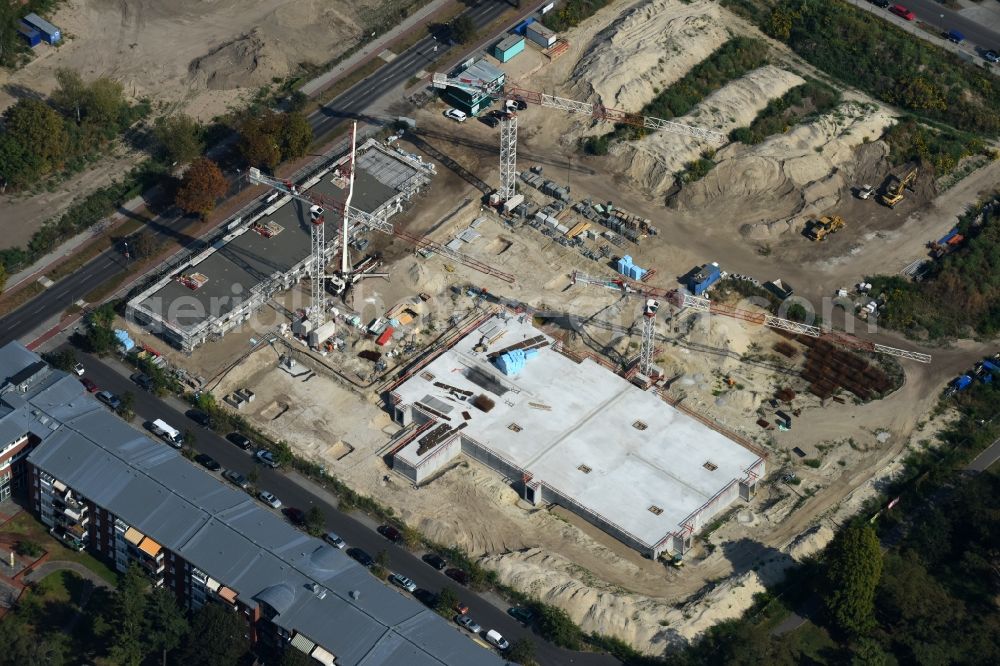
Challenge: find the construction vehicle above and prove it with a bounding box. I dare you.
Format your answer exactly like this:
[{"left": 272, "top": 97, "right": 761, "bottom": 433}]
[
  {"left": 804, "top": 215, "right": 845, "bottom": 241},
  {"left": 857, "top": 184, "right": 874, "bottom": 200},
  {"left": 878, "top": 168, "right": 917, "bottom": 208}
]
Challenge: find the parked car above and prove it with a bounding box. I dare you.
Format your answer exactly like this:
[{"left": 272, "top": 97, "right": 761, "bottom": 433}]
[
  {"left": 80, "top": 378, "right": 99, "bottom": 393},
  {"left": 223, "top": 469, "right": 250, "bottom": 490},
  {"left": 131, "top": 373, "right": 154, "bottom": 391},
  {"left": 324, "top": 532, "right": 346, "bottom": 549},
  {"left": 445, "top": 568, "right": 469, "bottom": 585},
  {"left": 378, "top": 525, "right": 402, "bottom": 543},
  {"left": 479, "top": 115, "right": 499, "bottom": 128},
  {"left": 485, "top": 629, "right": 510, "bottom": 651},
  {"left": 186, "top": 409, "right": 214, "bottom": 428},
  {"left": 870, "top": 0, "right": 890, "bottom": 8},
  {"left": 96, "top": 391, "right": 121, "bottom": 410},
  {"left": 73, "top": 363, "right": 85, "bottom": 376},
  {"left": 444, "top": 108, "right": 467, "bottom": 122},
  {"left": 889, "top": 4, "right": 915, "bottom": 20},
  {"left": 946, "top": 29, "right": 964, "bottom": 44},
  {"left": 347, "top": 548, "right": 375, "bottom": 567},
  {"left": 422, "top": 553, "right": 447, "bottom": 570},
  {"left": 454, "top": 600, "right": 470, "bottom": 615},
  {"left": 388, "top": 573, "right": 417, "bottom": 593},
  {"left": 985, "top": 50, "right": 1000, "bottom": 64},
  {"left": 508, "top": 606, "right": 536, "bottom": 625},
  {"left": 455, "top": 614, "right": 481, "bottom": 633},
  {"left": 258, "top": 490, "right": 282, "bottom": 509},
  {"left": 413, "top": 588, "right": 438, "bottom": 607},
  {"left": 255, "top": 449, "right": 279, "bottom": 468},
  {"left": 193, "top": 453, "right": 221, "bottom": 472},
  {"left": 282, "top": 507, "right": 306, "bottom": 525},
  {"left": 227, "top": 432, "right": 253, "bottom": 450}
]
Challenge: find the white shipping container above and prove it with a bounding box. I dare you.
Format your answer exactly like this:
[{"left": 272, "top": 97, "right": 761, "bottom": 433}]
[
  {"left": 541, "top": 2, "right": 555, "bottom": 14},
  {"left": 525, "top": 23, "right": 556, "bottom": 48}
]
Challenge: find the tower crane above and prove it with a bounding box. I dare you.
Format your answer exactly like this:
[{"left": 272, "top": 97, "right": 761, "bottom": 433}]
[
  {"left": 571, "top": 271, "right": 932, "bottom": 364},
  {"left": 432, "top": 74, "right": 726, "bottom": 202}
]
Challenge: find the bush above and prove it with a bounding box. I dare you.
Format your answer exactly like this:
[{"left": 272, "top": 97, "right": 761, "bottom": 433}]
[
  {"left": 531, "top": 602, "right": 583, "bottom": 649},
  {"left": 543, "top": 0, "right": 612, "bottom": 31},
  {"left": 15, "top": 540, "right": 43, "bottom": 558},
  {"left": 678, "top": 157, "right": 716, "bottom": 183},
  {"left": 758, "top": 0, "right": 1000, "bottom": 136},
  {"left": 729, "top": 79, "right": 841, "bottom": 145}
]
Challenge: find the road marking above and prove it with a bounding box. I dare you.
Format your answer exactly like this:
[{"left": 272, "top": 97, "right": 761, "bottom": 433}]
[
  {"left": 378, "top": 49, "right": 397, "bottom": 62},
  {"left": 37, "top": 276, "right": 54, "bottom": 288}
]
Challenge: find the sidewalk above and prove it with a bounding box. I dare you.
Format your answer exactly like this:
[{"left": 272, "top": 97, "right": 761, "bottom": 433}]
[{"left": 300, "top": 0, "right": 455, "bottom": 97}]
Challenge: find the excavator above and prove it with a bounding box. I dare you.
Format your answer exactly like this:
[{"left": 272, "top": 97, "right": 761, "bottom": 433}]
[
  {"left": 879, "top": 168, "right": 918, "bottom": 208},
  {"left": 805, "top": 215, "right": 846, "bottom": 241}
]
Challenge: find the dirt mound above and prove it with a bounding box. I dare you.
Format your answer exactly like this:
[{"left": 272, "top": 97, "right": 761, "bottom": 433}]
[
  {"left": 189, "top": 29, "right": 286, "bottom": 90},
  {"left": 572, "top": 0, "right": 731, "bottom": 111},
  {"left": 608, "top": 65, "right": 806, "bottom": 195},
  {"left": 672, "top": 102, "right": 896, "bottom": 236}
]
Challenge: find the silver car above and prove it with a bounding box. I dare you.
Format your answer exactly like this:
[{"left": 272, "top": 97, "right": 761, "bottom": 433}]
[
  {"left": 388, "top": 573, "right": 417, "bottom": 593},
  {"left": 324, "top": 532, "right": 346, "bottom": 549},
  {"left": 258, "top": 490, "right": 282, "bottom": 509},
  {"left": 455, "top": 614, "right": 481, "bottom": 634}
]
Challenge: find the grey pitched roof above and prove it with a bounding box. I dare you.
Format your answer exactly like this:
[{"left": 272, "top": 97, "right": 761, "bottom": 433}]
[{"left": 0, "top": 342, "right": 505, "bottom": 666}]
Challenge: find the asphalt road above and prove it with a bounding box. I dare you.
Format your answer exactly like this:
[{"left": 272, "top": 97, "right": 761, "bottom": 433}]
[
  {"left": 0, "top": 0, "right": 525, "bottom": 348},
  {"left": 76, "top": 350, "right": 618, "bottom": 666},
  {"left": 869, "top": 0, "right": 1000, "bottom": 52}
]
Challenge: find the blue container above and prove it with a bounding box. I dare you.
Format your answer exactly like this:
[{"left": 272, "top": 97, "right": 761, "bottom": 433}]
[
  {"left": 22, "top": 13, "right": 60, "bottom": 44},
  {"left": 937, "top": 228, "right": 958, "bottom": 245},
  {"left": 512, "top": 18, "right": 536, "bottom": 35},
  {"left": 953, "top": 375, "right": 973, "bottom": 391},
  {"left": 17, "top": 23, "right": 41, "bottom": 47},
  {"left": 688, "top": 263, "right": 721, "bottom": 295}
]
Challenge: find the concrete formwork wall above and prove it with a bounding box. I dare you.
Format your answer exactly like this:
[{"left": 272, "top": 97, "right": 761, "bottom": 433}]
[
  {"left": 539, "top": 482, "right": 658, "bottom": 558},
  {"left": 460, "top": 434, "right": 525, "bottom": 483},
  {"left": 410, "top": 436, "right": 462, "bottom": 484}
]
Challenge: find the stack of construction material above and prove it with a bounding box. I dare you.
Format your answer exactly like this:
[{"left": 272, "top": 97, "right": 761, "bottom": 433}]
[{"left": 797, "top": 337, "right": 892, "bottom": 400}]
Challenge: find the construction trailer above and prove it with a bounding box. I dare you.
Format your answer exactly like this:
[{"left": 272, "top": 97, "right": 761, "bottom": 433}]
[
  {"left": 21, "top": 13, "right": 60, "bottom": 44},
  {"left": 440, "top": 60, "right": 505, "bottom": 116},
  {"left": 525, "top": 22, "right": 557, "bottom": 48},
  {"left": 389, "top": 316, "right": 764, "bottom": 559},
  {"left": 492, "top": 34, "right": 525, "bottom": 62}
]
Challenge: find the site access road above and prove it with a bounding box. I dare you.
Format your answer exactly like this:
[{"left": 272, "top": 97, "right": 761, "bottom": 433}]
[{"left": 75, "top": 350, "right": 618, "bottom": 666}]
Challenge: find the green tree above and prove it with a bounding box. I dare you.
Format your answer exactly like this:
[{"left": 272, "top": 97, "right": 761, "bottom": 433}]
[
  {"left": 238, "top": 112, "right": 283, "bottom": 169},
  {"left": 154, "top": 114, "right": 204, "bottom": 165},
  {"left": 179, "top": 603, "right": 248, "bottom": 666},
  {"left": 534, "top": 602, "right": 583, "bottom": 649},
  {"left": 304, "top": 506, "right": 325, "bottom": 537},
  {"left": 107, "top": 563, "right": 149, "bottom": 666},
  {"left": 823, "top": 521, "right": 883, "bottom": 636},
  {"left": 0, "top": 262, "right": 6, "bottom": 294},
  {"left": 119, "top": 391, "right": 136, "bottom": 418},
  {"left": 507, "top": 638, "right": 537, "bottom": 665},
  {"left": 0, "top": 614, "right": 67, "bottom": 665},
  {"left": 142, "top": 586, "right": 189, "bottom": 661},
  {"left": 42, "top": 348, "right": 77, "bottom": 372},
  {"left": 3, "top": 98, "right": 68, "bottom": 177},
  {"left": 281, "top": 111, "right": 313, "bottom": 161},
  {"left": 435, "top": 586, "right": 459, "bottom": 616},
  {"left": 372, "top": 549, "right": 390, "bottom": 578},
  {"left": 175, "top": 158, "right": 228, "bottom": 219},
  {"left": 51, "top": 68, "right": 89, "bottom": 123},
  {"left": 84, "top": 303, "right": 117, "bottom": 356},
  {"left": 128, "top": 230, "right": 161, "bottom": 260},
  {"left": 450, "top": 15, "right": 478, "bottom": 44}
]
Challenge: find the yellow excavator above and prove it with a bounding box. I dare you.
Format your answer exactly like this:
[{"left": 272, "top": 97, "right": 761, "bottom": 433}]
[
  {"left": 805, "top": 215, "right": 846, "bottom": 241},
  {"left": 879, "top": 168, "right": 918, "bottom": 208}
]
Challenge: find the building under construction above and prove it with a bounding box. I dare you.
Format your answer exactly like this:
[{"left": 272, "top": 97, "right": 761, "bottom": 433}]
[
  {"left": 127, "top": 140, "right": 434, "bottom": 351},
  {"left": 388, "top": 315, "right": 765, "bottom": 559}
]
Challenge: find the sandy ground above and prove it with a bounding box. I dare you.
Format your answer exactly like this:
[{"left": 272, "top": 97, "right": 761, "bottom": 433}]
[
  {"left": 0, "top": 0, "right": 379, "bottom": 120},
  {"left": 110, "top": 0, "right": 1000, "bottom": 654}
]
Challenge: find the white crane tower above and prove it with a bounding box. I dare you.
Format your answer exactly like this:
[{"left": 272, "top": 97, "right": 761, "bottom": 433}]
[{"left": 432, "top": 73, "right": 726, "bottom": 202}]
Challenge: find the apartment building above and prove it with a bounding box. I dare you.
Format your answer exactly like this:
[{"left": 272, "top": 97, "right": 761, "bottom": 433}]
[{"left": 0, "top": 342, "right": 504, "bottom": 666}]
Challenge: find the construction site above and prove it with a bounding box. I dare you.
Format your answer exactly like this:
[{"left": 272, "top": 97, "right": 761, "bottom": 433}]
[{"left": 115, "top": 0, "right": 1000, "bottom": 654}]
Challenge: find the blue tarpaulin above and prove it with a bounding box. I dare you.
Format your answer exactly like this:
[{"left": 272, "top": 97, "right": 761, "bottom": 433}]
[{"left": 114, "top": 329, "right": 135, "bottom": 352}]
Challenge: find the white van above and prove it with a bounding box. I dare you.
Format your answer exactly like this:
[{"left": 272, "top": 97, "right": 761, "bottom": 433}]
[
  {"left": 485, "top": 629, "right": 509, "bottom": 650},
  {"left": 151, "top": 419, "right": 183, "bottom": 448},
  {"left": 444, "top": 108, "right": 467, "bottom": 123}
]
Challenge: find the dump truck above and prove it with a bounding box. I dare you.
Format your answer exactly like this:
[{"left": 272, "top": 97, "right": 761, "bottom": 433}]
[
  {"left": 805, "top": 215, "right": 846, "bottom": 241},
  {"left": 879, "top": 168, "right": 917, "bottom": 208}
]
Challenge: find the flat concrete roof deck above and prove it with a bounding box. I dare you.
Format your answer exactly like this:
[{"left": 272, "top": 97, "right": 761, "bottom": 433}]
[
  {"left": 394, "top": 317, "right": 763, "bottom": 549},
  {"left": 139, "top": 157, "right": 407, "bottom": 334}
]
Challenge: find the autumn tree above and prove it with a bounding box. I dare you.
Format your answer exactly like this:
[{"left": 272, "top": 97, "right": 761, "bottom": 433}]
[
  {"left": 175, "top": 158, "right": 228, "bottom": 219},
  {"left": 823, "top": 521, "right": 883, "bottom": 636},
  {"left": 238, "top": 112, "right": 283, "bottom": 169},
  {"left": 154, "top": 114, "right": 204, "bottom": 165}
]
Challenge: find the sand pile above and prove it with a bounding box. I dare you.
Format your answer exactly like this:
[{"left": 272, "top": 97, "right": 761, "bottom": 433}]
[
  {"left": 674, "top": 102, "right": 896, "bottom": 237},
  {"left": 572, "top": 0, "right": 731, "bottom": 111},
  {"left": 609, "top": 65, "right": 806, "bottom": 195},
  {"left": 480, "top": 522, "right": 834, "bottom": 654},
  {"left": 189, "top": 29, "right": 287, "bottom": 90}
]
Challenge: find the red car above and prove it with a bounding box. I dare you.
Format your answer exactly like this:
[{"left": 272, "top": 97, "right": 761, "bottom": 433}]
[
  {"left": 889, "top": 4, "right": 915, "bottom": 20},
  {"left": 80, "top": 378, "right": 99, "bottom": 393}
]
